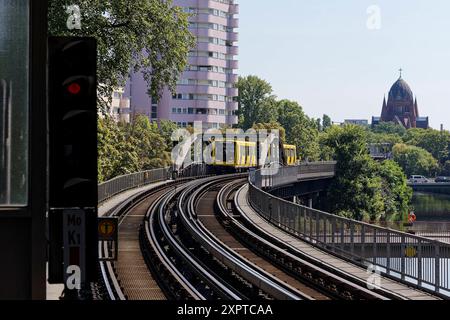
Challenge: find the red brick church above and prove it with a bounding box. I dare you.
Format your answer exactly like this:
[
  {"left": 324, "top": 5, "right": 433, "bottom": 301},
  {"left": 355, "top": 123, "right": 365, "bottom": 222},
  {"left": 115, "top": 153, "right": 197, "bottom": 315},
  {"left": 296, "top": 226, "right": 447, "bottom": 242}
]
[{"left": 372, "top": 70, "right": 429, "bottom": 129}]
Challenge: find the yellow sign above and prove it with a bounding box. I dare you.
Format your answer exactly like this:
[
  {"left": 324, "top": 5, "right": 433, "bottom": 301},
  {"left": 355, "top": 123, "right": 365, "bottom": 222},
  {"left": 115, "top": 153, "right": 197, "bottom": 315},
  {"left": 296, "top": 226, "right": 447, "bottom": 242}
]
[
  {"left": 98, "top": 217, "right": 119, "bottom": 261},
  {"left": 98, "top": 219, "right": 116, "bottom": 239},
  {"left": 405, "top": 246, "right": 417, "bottom": 258}
]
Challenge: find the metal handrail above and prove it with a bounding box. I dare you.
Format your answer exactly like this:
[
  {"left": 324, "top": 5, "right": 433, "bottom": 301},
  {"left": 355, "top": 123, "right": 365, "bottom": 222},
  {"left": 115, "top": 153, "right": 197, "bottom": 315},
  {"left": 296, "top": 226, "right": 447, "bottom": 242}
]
[
  {"left": 98, "top": 168, "right": 170, "bottom": 203},
  {"left": 252, "top": 161, "right": 337, "bottom": 189},
  {"left": 248, "top": 163, "right": 450, "bottom": 297}
]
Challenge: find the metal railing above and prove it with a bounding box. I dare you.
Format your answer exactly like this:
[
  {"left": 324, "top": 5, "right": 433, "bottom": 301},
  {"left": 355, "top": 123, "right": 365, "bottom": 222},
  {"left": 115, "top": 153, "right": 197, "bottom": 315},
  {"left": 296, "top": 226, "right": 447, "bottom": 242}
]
[
  {"left": 407, "top": 222, "right": 450, "bottom": 244},
  {"left": 178, "top": 162, "right": 209, "bottom": 178},
  {"left": 252, "top": 161, "right": 336, "bottom": 189},
  {"left": 248, "top": 163, "right": 450, "bottom": 296},
  {"left": 97, "top": 163, "right": 210, "bottom": 204},
  {"left": 98, "top": 168, "right": 170, "bottom": 203}
]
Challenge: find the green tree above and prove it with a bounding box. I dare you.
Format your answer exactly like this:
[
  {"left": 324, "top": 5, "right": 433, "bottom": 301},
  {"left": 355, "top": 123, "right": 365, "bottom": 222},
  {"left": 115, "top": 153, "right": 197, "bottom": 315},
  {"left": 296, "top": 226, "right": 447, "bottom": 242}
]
[
  {"left": 276, "top": 100, "right": 307, "bottom": 138},
  {"left": 322, "top": 125, "right": 378, "bottom": 220},
  {"left": 366, "top": 131, "right": 404, "bottom": 146},
  {"left": 404, "top": 128, "right": 450, "bottom": 164},
  {"left": 392, "top": 143, "right": 439, "bottom": 177},
  {"left": 318, "top": 132, "right": 335, "bottom": 161},
  {"left": 49, "top": 0, "right": 195, "bottom": 112},
  {"left": 378, "top": 160, "right": 412, "bottom": 221},
  {"left": 275, "top": 100, "right": 320, "bottom": 160},
  {"left": 322, "top": 114, "right": 332, "bottom": 131},
  {"left": 257, "top": 98, "right": 279, "bottom": 125},
  {"left": 372, "top": 122, "right": 407, "bottom": 137},
  {"left": 159, "top": 119, "right": 179, "bottom": 151},
  {"left": 98, "top": 115, "right": 172, "bottom": 182},
  {"left": 125, "top": 115, "right": 170, "bottom": 170},
  {"left": 98, "top": 117, "right": 140, "bottom": 182},
  {"left": 322, "top": 125, "right": 368, "bottom": 163},
  {"left": 316, "top": 118, "right": 322, "bottom": 132},
  {"left": 322, "top": 125, "right": 411, "bottom": 222},
  {"left": 114, "top": 132, "right": 141, "bottom": 177},
  {"left": 252, "top": 122, "right": 286, "bottom": 143},
  {"left": 291, "top": 123, "right": 320, "bottom": 161},
  {"left": 236, "top": 75, "right": 322, "bottom": 161},
  {"left": 98, "top": 117, "right": 122, "bottom": 182},
  {"left": 441, "top": 161, "right": 450, "bottom": 176},
  {"left": 236, "top": 76, "right": 277, "bottom": 130}
]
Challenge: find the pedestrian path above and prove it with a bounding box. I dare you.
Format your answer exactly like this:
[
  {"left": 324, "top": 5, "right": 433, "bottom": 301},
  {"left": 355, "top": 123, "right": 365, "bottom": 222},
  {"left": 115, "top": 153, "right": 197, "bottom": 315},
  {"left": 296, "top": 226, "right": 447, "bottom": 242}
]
[{"left": 236, "top": 184, "right": 440, "bottom": 300}]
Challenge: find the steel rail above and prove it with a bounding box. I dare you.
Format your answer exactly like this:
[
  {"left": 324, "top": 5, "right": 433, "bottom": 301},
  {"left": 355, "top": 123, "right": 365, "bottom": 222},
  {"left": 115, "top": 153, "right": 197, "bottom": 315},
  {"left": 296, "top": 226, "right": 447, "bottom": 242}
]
[
  {"left": 218, "top": 180, "right": 389, "bottom": 300},
  {"left": 98, "top": 181, "right": 182, "bottom": 300},
  {"left": 145, "top": 181, "right": 242, "bottom": 300},
  {"left": 233, "top": 183, "right": 427, "bottom": 300},
  {"left": 179, "top": 175, "right": 309, "bottom": 300},
  {"left": 143, "top": 189, "right": 206, "bottom": 300}
]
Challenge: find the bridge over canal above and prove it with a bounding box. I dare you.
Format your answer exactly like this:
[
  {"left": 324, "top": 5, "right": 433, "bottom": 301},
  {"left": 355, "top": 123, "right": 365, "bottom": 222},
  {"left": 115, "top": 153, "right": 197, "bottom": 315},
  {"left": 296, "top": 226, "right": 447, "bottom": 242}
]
[{"left": 250, "top": 162, "right": 450, "bottom": 297}]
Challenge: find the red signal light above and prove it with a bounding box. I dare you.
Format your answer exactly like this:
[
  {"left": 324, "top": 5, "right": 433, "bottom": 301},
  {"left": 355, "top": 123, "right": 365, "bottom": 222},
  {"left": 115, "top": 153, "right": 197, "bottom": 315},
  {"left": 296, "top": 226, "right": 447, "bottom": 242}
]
[{"left": 67, "top": 83, "right": 81, "bottom": 95}]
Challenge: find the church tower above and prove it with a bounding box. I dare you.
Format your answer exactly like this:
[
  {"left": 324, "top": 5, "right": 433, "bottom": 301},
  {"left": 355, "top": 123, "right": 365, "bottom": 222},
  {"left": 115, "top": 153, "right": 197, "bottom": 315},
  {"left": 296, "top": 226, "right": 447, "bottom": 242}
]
[{"left": 378, "top": 70, "right": 429, "bottom": 129}]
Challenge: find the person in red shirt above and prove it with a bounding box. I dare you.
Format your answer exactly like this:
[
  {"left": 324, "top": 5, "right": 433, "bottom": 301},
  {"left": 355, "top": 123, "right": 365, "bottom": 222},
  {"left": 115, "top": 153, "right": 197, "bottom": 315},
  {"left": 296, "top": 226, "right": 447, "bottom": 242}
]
[{"left": 408, "top": 211, "right": 417, "bottom": 223}]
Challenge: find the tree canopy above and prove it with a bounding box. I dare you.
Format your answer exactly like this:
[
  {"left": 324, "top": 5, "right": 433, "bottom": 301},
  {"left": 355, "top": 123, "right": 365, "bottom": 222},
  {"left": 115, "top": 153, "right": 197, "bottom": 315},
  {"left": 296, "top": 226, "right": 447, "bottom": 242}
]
[
  {"left": 403, "top": 129, "right": 450, "bottom": 164},
  {"left": 98, "top": 115, "right": 171, "bottom": 182},
  {"left": 372, "top": 122, "right": 407, "bottom": 137},
  {"left": 392, "top": 143, "right": 439, "bottom": 177},
  {"left": 252, "top": 122, "right": 286, "bottom": 143},
  {"left": 49, "top": 0, "right": 195, "bottom": 112},
  {"left": 322, "top": 114, "right": 332, "bottom": 131},
  {"left": 321, "top": 125, "right": 412, "bottom": 222},
  {"left": 236, "top": 76, "right": 277, "bottom": 130},
  {"left": 237, "top": 76, "right": 321, "bottom": 161}
]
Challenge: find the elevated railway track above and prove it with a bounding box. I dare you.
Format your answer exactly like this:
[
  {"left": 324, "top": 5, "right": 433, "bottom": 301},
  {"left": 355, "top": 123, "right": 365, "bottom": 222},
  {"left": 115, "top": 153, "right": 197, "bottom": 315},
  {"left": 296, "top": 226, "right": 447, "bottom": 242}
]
[{"left": 98, "top": 172, "right": 442, "bottom": 300}]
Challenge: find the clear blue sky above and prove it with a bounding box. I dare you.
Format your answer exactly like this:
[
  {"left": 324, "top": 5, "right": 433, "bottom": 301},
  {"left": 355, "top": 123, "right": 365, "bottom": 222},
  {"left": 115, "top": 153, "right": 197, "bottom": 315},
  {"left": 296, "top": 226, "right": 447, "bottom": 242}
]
[{"left": 238, "top": 0, "right": 450, "bottom": 129}]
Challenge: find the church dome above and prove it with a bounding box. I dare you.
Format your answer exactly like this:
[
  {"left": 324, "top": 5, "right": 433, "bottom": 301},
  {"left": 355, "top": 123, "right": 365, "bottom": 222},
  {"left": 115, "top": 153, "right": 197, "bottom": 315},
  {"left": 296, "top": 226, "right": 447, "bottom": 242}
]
[{"left": 388, "top": 78, "right": 413, "bottom": 101}]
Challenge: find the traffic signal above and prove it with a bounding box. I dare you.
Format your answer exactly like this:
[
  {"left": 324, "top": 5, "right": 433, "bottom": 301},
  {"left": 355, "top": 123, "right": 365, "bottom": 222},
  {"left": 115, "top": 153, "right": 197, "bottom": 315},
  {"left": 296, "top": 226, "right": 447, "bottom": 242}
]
[
  {"left": 48, "top": 37, "right": 99, "bottom": 286},
  {"left": 48, "top": 37, "right": 98, "bottom": 208}
]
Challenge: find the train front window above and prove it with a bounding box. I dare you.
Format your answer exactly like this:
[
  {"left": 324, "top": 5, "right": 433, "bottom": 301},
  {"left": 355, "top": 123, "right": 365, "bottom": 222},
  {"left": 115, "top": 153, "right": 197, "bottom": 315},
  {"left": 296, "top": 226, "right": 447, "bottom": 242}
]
[
  {"left": 240, "top": 145, "right": 245, "bottom": 164},
  {"left": 0, "top": 0, "right": 29, "bottom": 206},
  {"left": 250, "top": 146, "right": 256, "bottom": 165},
  {"left": 226, "top": 142, "right": 234, "bottom": 164},
  {"left": 215, "top": 141, "right": 221, "bottom": 162}
]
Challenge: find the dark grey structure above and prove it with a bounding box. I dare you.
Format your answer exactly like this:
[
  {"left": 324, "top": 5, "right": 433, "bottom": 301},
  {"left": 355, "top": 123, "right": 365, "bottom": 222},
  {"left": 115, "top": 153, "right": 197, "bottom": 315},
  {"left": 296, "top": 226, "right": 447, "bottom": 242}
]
[{"left": 0, "top": 1, "right": 48, "bottom": 299}]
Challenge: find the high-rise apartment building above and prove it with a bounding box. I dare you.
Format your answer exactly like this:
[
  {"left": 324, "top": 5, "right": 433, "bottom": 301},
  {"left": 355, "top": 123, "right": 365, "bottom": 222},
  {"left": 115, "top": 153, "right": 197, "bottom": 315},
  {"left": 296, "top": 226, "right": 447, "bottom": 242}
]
[
  {"left": 124, "top": 0, "right": 239, "bottom": 128},
  {"left": 104, "top": 87, "right": 131, "bottom": 123}
]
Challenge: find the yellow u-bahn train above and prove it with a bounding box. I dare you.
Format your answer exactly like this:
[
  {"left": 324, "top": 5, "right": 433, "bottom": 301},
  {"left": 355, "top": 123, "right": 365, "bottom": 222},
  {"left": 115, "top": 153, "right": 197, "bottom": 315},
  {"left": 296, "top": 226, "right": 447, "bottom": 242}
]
[{"left": 208, "top": 139, "right": 297, "bottom": 170}]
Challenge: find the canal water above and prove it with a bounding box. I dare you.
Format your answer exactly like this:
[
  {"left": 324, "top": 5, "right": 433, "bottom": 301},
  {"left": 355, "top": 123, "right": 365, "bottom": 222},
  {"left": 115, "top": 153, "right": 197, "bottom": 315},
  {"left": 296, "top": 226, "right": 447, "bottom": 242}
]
[
  {"left": 377, "top": 192, "right": 450, "bottom": 242},
  {"left": 408, "top": 192, "right": 450, "bottom": 243},
  {"left": 380, "top": 192, "right": 450, "bottom": 296},
  {"left": 412, "top": 192, "right": 450, "bottom": 221}
]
